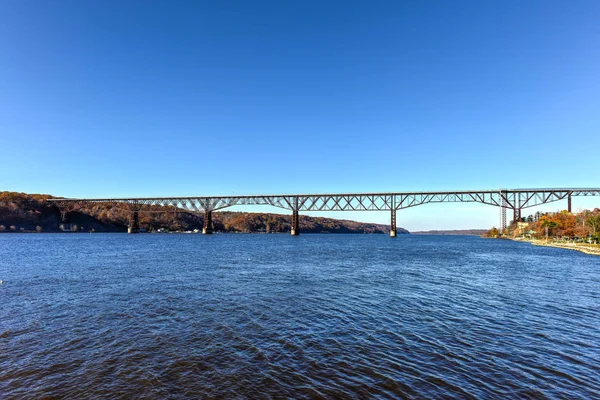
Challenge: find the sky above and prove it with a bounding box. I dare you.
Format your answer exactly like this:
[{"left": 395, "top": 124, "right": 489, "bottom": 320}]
[{"left": 1, "top": 1, "right": 599, "bottom": 230}]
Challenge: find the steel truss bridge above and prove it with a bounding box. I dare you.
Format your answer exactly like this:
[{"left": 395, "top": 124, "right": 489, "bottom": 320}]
[{"left": 47, "top": 188, "right": 600, "bottom": 235}]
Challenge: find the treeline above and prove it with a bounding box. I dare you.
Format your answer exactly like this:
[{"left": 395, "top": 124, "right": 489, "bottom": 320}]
[
  {"left": 484, "top": 208, "right": 600, "bottom": 242},
  {"left": 0, "top": 192, "right": 60, "bottom": 232},
  {"left": 0, "top": 192, "right": 406, "bottom": 234}
]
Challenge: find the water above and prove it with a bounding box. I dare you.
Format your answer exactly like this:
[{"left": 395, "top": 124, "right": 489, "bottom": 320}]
[{"left": 1, "top": 234, "right": 599, "bottom": 399}]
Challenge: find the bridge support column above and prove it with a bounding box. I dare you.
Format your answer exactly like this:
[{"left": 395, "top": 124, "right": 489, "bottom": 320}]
[
  {"left": 390, "top": 209, "right": 397, "bottom": 237},
  {"left": 291, "top": 210, "right": 300, "bottom": 236},
  {"left": 128, "top": 211, "right": 140, "bottom": 234},
  {"left": 513, "top": 208, "right": 521, "bottom": 224},
  {"left": 568, "top": 193, "right": 572, "bottom": 213},
  {"left": 202, "top": 210, "right": 213, "bottom": 234},
  {"left": 59, "top": 210, "right": 73, "bottom": 232},
  {"left": 499, "top": 191, "right": 508, "bottom": 234}
]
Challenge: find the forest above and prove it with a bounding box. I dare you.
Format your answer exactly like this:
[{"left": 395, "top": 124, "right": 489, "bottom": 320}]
[{"left": 485, "top": 209, "right": 600, "bottom": 243}]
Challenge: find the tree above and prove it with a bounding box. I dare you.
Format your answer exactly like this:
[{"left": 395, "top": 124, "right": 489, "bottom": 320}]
[
  {"left": 552, "top": 210, "right": 577, "bottom": 237},
  {"left": 539, "top": 216, "right": 558, "bottom": 241},
  {"left": 487, "top": 227, "right": 499, "bottom": 237},
  {"left": 586, "top": 214, "right": 600, "bottom": 236}
]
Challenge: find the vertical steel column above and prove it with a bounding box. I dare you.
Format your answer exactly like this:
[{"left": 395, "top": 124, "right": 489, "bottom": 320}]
[
  {"left": 128, "top": 211, "right": 140, "bottom": 234},
  {"left": 56, "top": 201, "right": 70, "bottom": 230},
  {"left": 59, "top": 210, "right": 70, "bottom": 232},
  {"left": 568, "top": 193, "right": 572, "bottom": 213},
  {"left": 518, "top": 192, "right": 522, "bottom": 223},
  {"left": 291, "top": 197, "right": 300, "bottom": 236},
  {"left": 498, "top": 190, "right": 509, "bottom": 234},
  {"left": 390, "top": 196, "right": 397, "bottom": 237},
  {"left": 203, "top": 210, "right": 213, "bottom": 234},
  {"left": 514, "top": 208, "right": 521, "bottom": 223},
  {"left": 513, "top": 192, "right": 521, "bottom": 224}
]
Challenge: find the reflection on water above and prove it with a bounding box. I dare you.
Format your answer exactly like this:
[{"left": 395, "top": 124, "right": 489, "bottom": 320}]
[{"left": 1, "top": 234, "right": 599, "bottom": 398}]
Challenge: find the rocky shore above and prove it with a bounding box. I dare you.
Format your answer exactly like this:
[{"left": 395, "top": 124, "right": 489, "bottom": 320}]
[{"left": 514, "top": 237, "right": 600, "bottom": 256}]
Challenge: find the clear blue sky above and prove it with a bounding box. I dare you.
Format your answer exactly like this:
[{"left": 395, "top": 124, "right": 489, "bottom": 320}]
[{"left": 1, "top": 1, "right": 599, "bottom": 230}]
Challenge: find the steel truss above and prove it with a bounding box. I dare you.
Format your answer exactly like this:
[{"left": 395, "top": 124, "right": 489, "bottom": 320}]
[{"left": 47, "top": 188, "right": 600, "bottom": 215}]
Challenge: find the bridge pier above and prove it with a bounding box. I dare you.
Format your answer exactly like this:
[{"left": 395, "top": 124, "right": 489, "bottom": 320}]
[
  {"left": 58, "top": 210, "right": 75, "bottom": 232},
  {"left": 513, "top": 208, "right": 522, "bottom": 224},
  {"left": 500, "top": 191, "right": 508, "bottom": 234},
  {"left": 128, "top": 211, "right": 140, "bottom": 234},
  {"left": 56, "top": 201, "right": 76, "bottom": 231},
  {"left": 390, "top": 209, "right": 397, "bottom": 237},
  {"left": 291, "top": 210, "right": 300, "bottom": 236},
  {"left": 568, "top": 193, "right": 572, "bottom": 213},
  {"left": 203, "top": 210, "right": 213, "bottom": 234}
]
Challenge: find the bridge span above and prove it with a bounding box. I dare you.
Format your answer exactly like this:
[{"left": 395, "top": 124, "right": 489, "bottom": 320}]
[{"left": 47, "top": 188, "right": 600, "bottom": 235}]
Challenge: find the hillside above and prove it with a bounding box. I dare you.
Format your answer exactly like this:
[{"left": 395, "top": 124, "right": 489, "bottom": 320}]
[
  {"left": 0, "top": 192, "right": 409, "bottom": 234},
  {"left": 484, "top": 208, "right": 600, "bottom": 242}
]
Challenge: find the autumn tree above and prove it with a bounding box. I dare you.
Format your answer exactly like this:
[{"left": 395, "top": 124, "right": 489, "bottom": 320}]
[
  {"left": 485, "top": 227, "right": 499, "bottom": 237},
  {"left": 538, "top": 215, "right": 559, "bottom": 240},
  {"left": 551, "top": 210, "right": 577, "bottom": 237},
  {"left": 586, "top": 214, "right": 600, "bottom": 236}
]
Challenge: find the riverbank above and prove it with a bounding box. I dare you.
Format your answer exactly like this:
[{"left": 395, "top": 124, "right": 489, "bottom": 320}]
[{"left": 513, "top": 237, "right": 600, "bottom": 256}]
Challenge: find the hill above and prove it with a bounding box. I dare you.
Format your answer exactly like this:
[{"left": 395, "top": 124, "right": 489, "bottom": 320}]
[
  {"left": 484, "top": 208, "right": 600, "bottom": 242},
  {"left": 0, "top": 192, "right": 409, "bottom": 234}
]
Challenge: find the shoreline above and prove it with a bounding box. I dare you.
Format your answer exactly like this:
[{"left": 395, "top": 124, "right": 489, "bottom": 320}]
[{"left": 513, "top": 237, "right": 600, "bottom": 256}]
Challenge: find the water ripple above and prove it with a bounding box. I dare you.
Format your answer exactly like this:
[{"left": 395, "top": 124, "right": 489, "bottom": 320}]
[{"left": 1, "top": 234, "right": 599, "bottom": 399}]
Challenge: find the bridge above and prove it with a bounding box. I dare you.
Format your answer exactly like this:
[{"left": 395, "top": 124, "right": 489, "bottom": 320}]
[{"left": 47, "top": 188, "right": 600, "bottom": 235}]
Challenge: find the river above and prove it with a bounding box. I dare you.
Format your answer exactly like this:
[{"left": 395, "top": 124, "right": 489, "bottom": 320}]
[{"left": 1, "top": 234, "right": 599, "bottom": 399}]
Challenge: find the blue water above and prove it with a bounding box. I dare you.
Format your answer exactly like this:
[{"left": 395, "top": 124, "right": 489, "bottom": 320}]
[{"left": 1, "top": 234, "right": 599, "bottom": 399}]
